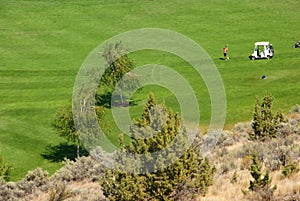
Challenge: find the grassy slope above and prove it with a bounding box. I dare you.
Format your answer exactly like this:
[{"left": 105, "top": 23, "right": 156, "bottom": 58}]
[{"left": 0, "top": 0, "right": 299, "bottom": 180}]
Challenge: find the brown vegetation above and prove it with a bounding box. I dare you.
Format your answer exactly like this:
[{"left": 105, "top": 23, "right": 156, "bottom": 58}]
[{"left": 201, "top": 108, "right": 300, "bottom": 201}]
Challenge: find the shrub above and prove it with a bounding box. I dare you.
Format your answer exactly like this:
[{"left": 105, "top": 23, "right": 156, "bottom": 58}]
[
  {"left": 0, "top": 154, "right": 10, "bottom": 181},
  {"left": 244, "top": 152, "right": 276, "bottom": 200},
  {"left": 17, "top": 167, "right": 50, "bottom": 194},
  {"left": 250, "top": 95, "right": 287, "bottom": 141},
  {"left": 281, "top": 162, "right": 299, "bottom": 177},
  {"left": 100, "top": 94, "right": 215, "bottom": 200},
  {"left": 220, "top": 161, "right": 235, "bottom": 175},
  {"left": 48, "top": 181, "right": 72, "bottom": 201},
  {"left": 217, "top": 131, "right": 235, "bottom": 147},
  {"left": 233, "top": 122, "right": 252, "bottom": 138},
  {"left": 230, "top": 171, "right": 238, "bottom": 184},
  {"left": 289, "top": 104, "right": 300, "bottom": 114},
  {"left": 0, "top": 167, "right": 49, "bottom": 200},
  {"left": 246, "top": 188, "right": 276, "bottom": 201},
  {"left": 52, "top": 156, "right": 104, "bottom": 182},
  {"left": 242, "top": 152, "right": 277, "bottom": 201}
]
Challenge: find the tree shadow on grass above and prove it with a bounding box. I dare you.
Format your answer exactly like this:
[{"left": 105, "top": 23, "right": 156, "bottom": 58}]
[
  {"left": 41, "top": 142, "right": 89, "bottom": 162},
  {"left": 96, "top": 92, "right": 139, "bottom": 108},
  {"left": 95, "top": 92, "right": 112, "bottom": 108}
]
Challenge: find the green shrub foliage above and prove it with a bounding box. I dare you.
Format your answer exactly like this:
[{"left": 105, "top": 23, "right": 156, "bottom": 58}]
[
  {"left": 100, "top": 94, "right": 215, "bottom": 200},
  {"left": 250, "top": 95, "right": 287, "bottom": 141},
  {"left": 243, "top": 152, "right": 277, "bottom": 201},
  {"left": 282, "top": 162, "right": 299, "bottom": 177},
  {"left": 248, "top": 152, "right": 276, "bottom": 192},
  {"left": 0, "top": 155, "right": 10, "bottom": 181}
]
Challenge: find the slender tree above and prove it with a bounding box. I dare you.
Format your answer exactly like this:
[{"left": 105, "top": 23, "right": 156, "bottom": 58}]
[
  {"left": 52, "top": 106, "right": 80, "bottom": 158},
  {"left": 52, "top": 105, "right": 105, "bottom": 158},
  {"left": 247, "top": 152, "right": 276, "bottom": 195},
  {"left": 100, "top": 41, "right": 141, "bottom": 105}
]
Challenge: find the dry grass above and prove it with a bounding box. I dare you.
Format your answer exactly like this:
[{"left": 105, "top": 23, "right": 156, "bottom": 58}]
[
  {"left": 23, "top": 180, "right": 106, "bottom": 201},
  {"left": 200, "top": 167, "right": 300, "bottom": 201},
  {"left": 200, "top": 170, "right": 251, "bottom": 201},
  {"left": 274, "top": 167, "right": 300, "bottom": 197},
  {"left": 198, "top": 115, "right": 300, "bottom": 201}
]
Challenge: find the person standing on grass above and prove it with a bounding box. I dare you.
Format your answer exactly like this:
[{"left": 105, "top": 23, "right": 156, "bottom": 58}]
[{"left": 223, "top": 45, "right": 228, "bottom": 60}]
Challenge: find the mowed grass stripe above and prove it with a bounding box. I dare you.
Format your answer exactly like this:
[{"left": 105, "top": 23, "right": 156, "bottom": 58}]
[
  {"left": 0, "top": 64, "right": 75, "bottom": 180},
  {"left": 0, "top": 115, "right": 64, "bottom": 180}
]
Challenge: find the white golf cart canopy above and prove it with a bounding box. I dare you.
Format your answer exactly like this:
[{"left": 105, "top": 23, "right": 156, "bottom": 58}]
[
  {"left": 255, "top": 41, "right": 270, "bottom": 46},
  {"left": 250, "top": 41, "right": 274, "bottom": 60}
]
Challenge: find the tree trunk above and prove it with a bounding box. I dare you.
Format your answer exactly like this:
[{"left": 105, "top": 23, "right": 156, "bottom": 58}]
[
  {"left": 77, "top": 142, "right": 80, "bottom": 158},
  {"left": 119, "top": 89, "right": 124, "bottom": 104}
]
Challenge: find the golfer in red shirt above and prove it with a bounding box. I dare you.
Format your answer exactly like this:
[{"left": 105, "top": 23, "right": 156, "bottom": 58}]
[{"left": 223, "top": 45, "right": 228, "bottom": 60}]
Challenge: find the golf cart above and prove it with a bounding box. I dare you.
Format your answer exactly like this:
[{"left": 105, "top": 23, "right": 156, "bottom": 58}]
[
  {"left": 293, "top": 40, "right": 300, "bottom": 48},
  {"left": 249, "top": 41, "right": 274, "bottom": 60}
]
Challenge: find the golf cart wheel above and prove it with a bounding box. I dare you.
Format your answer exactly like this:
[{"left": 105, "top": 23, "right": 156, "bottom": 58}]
[
  {"left": 251, "top": 56, "right": 255, "bottom": 60},
  {"left": 267, "top": 55, "right": 271, "bottom": 60}
]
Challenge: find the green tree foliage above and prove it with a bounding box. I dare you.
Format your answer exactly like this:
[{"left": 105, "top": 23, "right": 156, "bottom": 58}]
[
  {"left": 243, "top": 152, "right": 276, "bottom": 200},
  {"left": 101, "top": 42, "right": 134, "bottom": 89},
  {"left": 100, "top": 41, "right": 141, "bottom": 105},
  {"left": 52, "top": 106, "right": 79, "bottom": 157},
  {"left": 100, "top": 93, "right": 215, "bottom": 200},
  {"left": 52, "top": 105, "right": 105, "bottom": 158},
  {"left": 0, "top": 154, "right": 10, "bottom": 181},
  {"left": 250, "top": 94, "right": 287, "bottom": 141},
  {"left": 248, "top": 152, "right": 276, "bottom": 192}
]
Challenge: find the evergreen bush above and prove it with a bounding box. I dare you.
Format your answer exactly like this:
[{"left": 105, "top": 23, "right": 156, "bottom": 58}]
[{"left": 100, "top": 94, "right": 215, "bottom": 200}]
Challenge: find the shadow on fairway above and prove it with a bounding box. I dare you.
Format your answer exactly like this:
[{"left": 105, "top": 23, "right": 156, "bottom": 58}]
[
  {"left": 95, "top": 92, "right": 112, "bottom": 108},
  {"left": 41, "top": 142, "right": 89, "bottom": 162},
  {"left": 95, "top": 92, "right": 139, "bottom": 108}
]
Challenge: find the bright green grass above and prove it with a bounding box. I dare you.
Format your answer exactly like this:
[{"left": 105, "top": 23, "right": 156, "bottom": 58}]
[{"left": 0, "top": 0, "right": 300, "bottom": 180}]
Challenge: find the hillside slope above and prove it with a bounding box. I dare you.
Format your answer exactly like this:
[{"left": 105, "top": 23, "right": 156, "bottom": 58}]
[{"left": 1, "top": 108, "right": 300, "bottom": 200}]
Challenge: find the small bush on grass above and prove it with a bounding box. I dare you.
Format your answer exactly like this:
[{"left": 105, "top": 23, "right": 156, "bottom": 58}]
[
  {"left": 289, "top": 104, "right": 300, "bottom": 114},
  {"left": 0, "top": 154, "right": 10, "bottom": 181}
]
